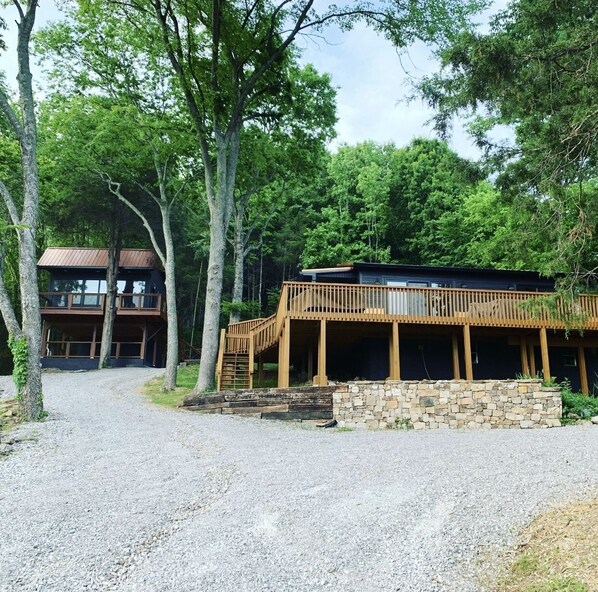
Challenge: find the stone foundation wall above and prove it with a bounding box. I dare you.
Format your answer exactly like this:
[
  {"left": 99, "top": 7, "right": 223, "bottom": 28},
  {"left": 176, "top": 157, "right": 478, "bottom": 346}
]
[{"left": 333, "top": 380, "right": 561, "bottom": 430}]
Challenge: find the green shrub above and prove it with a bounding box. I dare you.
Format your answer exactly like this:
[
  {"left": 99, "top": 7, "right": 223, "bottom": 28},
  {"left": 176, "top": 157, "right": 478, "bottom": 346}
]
[{"left": 561, "top": 379, "right": 598, "bottom": 423}]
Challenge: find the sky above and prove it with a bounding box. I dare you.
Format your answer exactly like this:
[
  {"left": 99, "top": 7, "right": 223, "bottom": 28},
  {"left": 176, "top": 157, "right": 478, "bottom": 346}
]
[{"left": 1, "top": 1, "right": 510, "bottom": 160}]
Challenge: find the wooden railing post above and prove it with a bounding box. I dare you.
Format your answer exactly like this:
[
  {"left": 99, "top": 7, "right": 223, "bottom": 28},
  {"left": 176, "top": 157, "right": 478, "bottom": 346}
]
[
  {"left": 248, "top": 332, "right": 255, "bottom": 390},
  {"left": 216, "top": 328, "right": 226, "bottom": 391}
]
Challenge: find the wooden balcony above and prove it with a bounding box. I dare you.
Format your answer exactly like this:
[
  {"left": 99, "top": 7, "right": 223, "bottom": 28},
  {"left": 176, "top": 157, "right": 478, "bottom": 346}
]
[
  {"left": 281, "top": 282, "right": 598, "bottom": 329},
  {"left": 218, "top": 282, "right": 598, "bottom": 392},
  {"left": 40, "top": 292, "right": 166, "bottom": 318}
]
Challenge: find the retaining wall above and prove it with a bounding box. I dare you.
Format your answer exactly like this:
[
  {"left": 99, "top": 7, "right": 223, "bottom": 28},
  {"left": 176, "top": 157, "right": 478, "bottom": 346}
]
[{"left": 333, "top": 380, "right": 561, "bottom": 430}]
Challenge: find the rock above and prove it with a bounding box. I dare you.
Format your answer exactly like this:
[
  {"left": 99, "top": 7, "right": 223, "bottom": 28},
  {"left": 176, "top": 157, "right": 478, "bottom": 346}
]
[
  {"left": 567, "top": 413, "right": 580, "bottom": 420},
  {"left": 591, "top": 416, "right": 598, "bottom": 425}
]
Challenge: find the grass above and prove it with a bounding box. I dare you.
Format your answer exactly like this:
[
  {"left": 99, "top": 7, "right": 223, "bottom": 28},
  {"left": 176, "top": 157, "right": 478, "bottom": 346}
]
[
  {"left": 142, "top": 365, "right": 199, "bottom": 408},
  {"left": 492, "top": 499, "right": 598, "bottom": 592}
]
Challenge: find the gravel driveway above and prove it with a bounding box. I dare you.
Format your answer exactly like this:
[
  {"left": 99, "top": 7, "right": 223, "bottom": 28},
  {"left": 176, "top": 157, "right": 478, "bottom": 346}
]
[{"left": 1, "top": 368, "right": 597, "bottom": 592}]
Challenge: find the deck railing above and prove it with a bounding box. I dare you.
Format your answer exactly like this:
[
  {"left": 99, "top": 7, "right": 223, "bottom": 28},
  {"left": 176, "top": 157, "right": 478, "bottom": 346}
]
[
  {"left": 40, "top": 292, "right": 165, "bottom": 313},
  {"left": 283, "top": 282, "right": 598, "bottom": 329},
  {"left": 227, "top": 318, "right": 267, "bottom": 335},
  {"left": 45, "top": 340, "right": 143, "bottom": 359}
]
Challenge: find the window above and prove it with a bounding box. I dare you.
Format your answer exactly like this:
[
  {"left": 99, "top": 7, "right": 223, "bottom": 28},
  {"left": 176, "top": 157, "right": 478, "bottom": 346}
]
[{"left": 563, "top": 354, "right": 577, "bottom": 367}]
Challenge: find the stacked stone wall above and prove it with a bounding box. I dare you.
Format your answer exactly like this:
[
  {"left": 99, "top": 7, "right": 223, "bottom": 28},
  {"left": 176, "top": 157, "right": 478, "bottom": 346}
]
[{"left": 333, "top": 380, "right": 561, "bottom": 430}]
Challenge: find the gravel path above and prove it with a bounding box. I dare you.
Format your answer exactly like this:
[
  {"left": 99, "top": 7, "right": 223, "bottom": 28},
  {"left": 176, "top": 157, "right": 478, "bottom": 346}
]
[{"left": 1, "top": 368, "right": 597, "bottom": 592}]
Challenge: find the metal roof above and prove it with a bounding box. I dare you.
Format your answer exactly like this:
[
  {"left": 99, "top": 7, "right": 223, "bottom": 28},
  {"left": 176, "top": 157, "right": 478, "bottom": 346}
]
[
  {"left": 38, "top": 248, "right": 160, "bottom": 270},
  {"left": 301, "top": 262, "right": 549, "bottom": 280}
]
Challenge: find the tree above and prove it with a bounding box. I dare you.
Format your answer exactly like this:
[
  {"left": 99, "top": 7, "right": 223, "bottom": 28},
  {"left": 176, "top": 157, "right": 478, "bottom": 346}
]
[
  {"left": 386, "top": 138, "right": 482, "bottom": 265},
  {"left": 47, "top": 0, "right": 485, "bottom": 390},
  {"left": 302, "top": 142, "right": 393, "bottom": 267},
  {"left": 419, "top": 0, "right": 598, "bottom": 280},
  {"left": 37, "top": 93, "right": 191, "bottom": 390},
  {"left": 0, "top": 1, "right": 43, "bottom": 421},
  {"left": 228, "top": 63, "right": 337, "bottom": 323}
]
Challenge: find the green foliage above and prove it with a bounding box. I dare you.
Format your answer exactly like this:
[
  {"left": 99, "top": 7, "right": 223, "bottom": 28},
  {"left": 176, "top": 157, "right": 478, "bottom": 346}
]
[
  {"left": 389, "top": 417, "right": 414, "bottom": 430},
  {"left": 511, "top": 552, "right": 539, "bottom": 577},
  {"left": 419, "top": 0, "right": 598, "bottom": 281},
  {"left": 525, "top": 578, "right": 588, "bottom": 592},
  {"left": 302, "top": 142, "right": 394, "bottom": 267},
  {"left": 8, "top": 334, "right": 28, "bottom": 401},
  {"left": 561, "top": 386, "right": 598, "bottom": 423},
  {"left": 143, "top": 365, "right": 199, "bottom": 408}
]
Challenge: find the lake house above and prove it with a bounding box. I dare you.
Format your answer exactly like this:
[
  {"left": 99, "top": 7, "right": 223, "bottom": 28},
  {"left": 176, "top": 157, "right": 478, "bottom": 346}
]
[
  {"left": 38, "top": 247, "right": 167, "bottom": 370},
  {"left": 217, "top": 262, "right": 598, "bottom": 394}
]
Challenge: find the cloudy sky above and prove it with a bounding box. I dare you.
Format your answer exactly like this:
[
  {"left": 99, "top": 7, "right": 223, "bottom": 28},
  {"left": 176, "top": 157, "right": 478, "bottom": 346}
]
[{"left": 1, "top": 1, "right": 509, "bottom": 159}]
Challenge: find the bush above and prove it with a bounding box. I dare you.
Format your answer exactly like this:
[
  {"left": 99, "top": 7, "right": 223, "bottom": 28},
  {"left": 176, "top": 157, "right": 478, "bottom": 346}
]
[{"left": 561, "top": 380, "right": 598, "bottom": 423}]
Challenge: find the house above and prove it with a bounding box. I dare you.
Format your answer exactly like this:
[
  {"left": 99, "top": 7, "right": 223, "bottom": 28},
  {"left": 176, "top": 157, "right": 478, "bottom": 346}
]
[
  {"left": 38, "top": 247, "right": 167, "bottom": 370},
  {"left": 217, "top": 262, "right": 598, "bottom": 394}
]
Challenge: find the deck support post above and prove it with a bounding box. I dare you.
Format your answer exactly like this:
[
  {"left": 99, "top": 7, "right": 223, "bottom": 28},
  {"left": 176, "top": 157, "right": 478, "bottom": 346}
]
[
  {"left": 278, "top": 317, "right": 290, "bottom": 388},
  {"left": 90, "top": 325, "right": 98, "bottom": 359},
  {"left": 41, "top": 320, "right": 48, "bottom": 357},
  {"left": 452, "top": 332, "right": 460, "bottom": 380},
  {"left": 314, "top": 319, "right": 327, "bottom": 386},
  {"left": 520, "top": 335, "right": 529, "bottom": 376},
  {"left": 140, "top": 323, "right": 147, "bottom": 361},
  {"left": 528, "top": 344, "right": 536, "bottom": 377},
  {"left": 463, "top": 325, "right": 474, "bottom": 381},
  {"left": 578, "top": 346, "right": 589, "bottom": 395},
  {"left": 539, "top": 327, "right": 551, "bottom": 382},
  {"left": 388, "top": 321, "right": 400, "bottom": 380},
  {"left": 257, "top": 356, "right": 264, "bottom": 386},
  {"left": 248, "top": 334, "right": 255, "bottom": 390}
]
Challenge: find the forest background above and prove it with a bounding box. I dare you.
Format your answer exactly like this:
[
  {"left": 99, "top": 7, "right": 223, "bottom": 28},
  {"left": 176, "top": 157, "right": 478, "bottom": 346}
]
[{"left": 0, "top": 1, "right": 596, "bottom": 398}]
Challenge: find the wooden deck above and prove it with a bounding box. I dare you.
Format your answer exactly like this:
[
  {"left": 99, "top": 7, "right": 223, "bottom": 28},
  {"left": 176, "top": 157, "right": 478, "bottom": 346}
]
[
  {"left": 217, "top": 282, "right": 598, "bottom": 392},
  {"left": 40, "top": 292, "right": 166, "bottom": 318}
]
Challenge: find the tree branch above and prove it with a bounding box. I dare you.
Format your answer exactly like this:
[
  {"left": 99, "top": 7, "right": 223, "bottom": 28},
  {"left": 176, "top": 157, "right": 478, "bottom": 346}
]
[
  {"left": 0, "top": 180, "right": 21, "bottom": 226},
  {"left": 99, "top": 172, "right": 167, "bottom": 265},
  {"left": 0, "top": 243, "right": 22, "bottom": 337}
]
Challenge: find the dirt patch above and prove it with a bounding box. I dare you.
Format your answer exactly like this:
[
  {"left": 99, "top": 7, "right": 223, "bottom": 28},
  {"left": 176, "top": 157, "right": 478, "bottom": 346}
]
[
  {"left": 0, "top": 398, "right": 19, "bottom": 429},
  {"left": 493, "top": 498, "right": 598, "bottom": 591},
  {"left": 1, "top": 399, "right": 21, "bottom": 457}
]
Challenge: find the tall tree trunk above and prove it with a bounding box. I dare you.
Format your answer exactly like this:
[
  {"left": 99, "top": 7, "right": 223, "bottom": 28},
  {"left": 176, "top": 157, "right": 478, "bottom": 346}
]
[
  {"left": 0, "top": 2, "right": 43, "bottom": 420},
  {"left": 105, "top": 165, "right": 179, "bottom": 391},
  {"left": 195, "top": 129, "right": 240, "bottom": 391},
  {"left": 229, "top": 208, "right": 244, "bottom": 325},
  {"left": 98, "top": 223, "right": 122, "bottom": 368},
  {"left": 196, "top": 201, "right": 228, "bottom": 390},
  {"left": 160, "top": 202, "right": 179, "bottom": 391}
]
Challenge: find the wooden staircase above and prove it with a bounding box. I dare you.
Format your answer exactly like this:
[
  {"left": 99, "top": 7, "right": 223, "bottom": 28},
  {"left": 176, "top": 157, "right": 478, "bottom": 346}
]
[{"left": 219, "top": 352, "right": 251, "bottom": 390}]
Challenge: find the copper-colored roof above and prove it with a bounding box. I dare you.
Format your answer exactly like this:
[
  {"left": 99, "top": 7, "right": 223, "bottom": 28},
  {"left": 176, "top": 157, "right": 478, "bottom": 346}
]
[{"left": 38, "top": 248, "right": 160, "bottom": 270}]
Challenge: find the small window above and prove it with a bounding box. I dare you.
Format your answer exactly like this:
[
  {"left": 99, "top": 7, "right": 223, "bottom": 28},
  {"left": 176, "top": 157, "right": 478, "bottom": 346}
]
[
  {"left": 563, "top": 354, "right": 577, "bottom": 367},
  {"left": 407, "top": 281, "right": 429, "bottom": 287}
]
